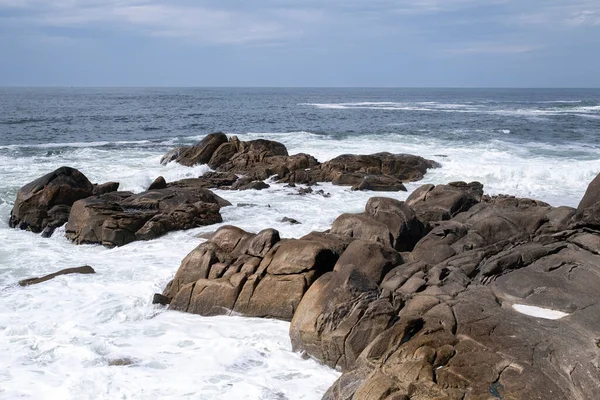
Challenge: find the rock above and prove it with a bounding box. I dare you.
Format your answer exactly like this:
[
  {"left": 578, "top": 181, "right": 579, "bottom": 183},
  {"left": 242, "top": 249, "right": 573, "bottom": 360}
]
[
  {"left": 19, "top": 265, "right": 95, "bottom": 286},
  {"left": 351, "top": 175, "right": 407, "bottom": 192},
  {"left": 164, "top": 226, "right": 340, "bottom": 321},
  {"left": 281, "top": 217, "right": 301, "bottom": 225},
  {"left": 65, "top": 185, "right": 228, "bottom": 247},
  {"left": 573, "top": 172, "right": 600, "bottom": 228},
  {"left": 406, "top": 181, "right": 483, "bottom": 225},
  {"left": 290, "top": 267, "right": 396, "bottom": 370},
  {"left": 152, "top": 293, "right": 171, "bottom": 305},
  {"left": 10, "top": 167, "right": 94, "bottom": 234},
  {"left": 160, "top": 132, "right": 228, "bottom": 167},
  {"left": 231, "top": 179, "right": 270, "bottom": 191},
  {"left": 92, "top": 182, "right": 119, "bottom": 196},
  {"left": 315, "top": 153, "right": 440, "bottom": 186},
  {"left": 313, "top": 180, "right": 600, "bottom": 399},
  {"left": 161, "top": 135, "right": 438, "bottom": 190},
  {"left": 108, "top": 358, "right": 136, "bottom": 366},
  {"left": 159, "top": 175, "right": 600, "bottom": 399},
  {"left": 148, "top": 176, "right": 167, "bottom": 190},
  {"left": 330, "top": 197, "right": 426, "bottom": 252},
  {"left": 167, "top": 172, "right": 239, "bottom": 190}
]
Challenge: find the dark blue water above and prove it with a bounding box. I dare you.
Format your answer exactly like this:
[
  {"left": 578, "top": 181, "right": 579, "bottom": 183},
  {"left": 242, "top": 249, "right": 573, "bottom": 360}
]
[{"left": 1, "top": 88, "right": 599, "bottom": 151}]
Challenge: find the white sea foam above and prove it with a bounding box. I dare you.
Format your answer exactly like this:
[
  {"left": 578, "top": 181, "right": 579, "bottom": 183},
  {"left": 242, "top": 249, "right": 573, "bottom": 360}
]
[
  {"left": 1, "top": 131, "right": 599, "bottom": 399},
  {"left": 301, "top": 101, "right": 600, "bottom": 118},
  {"left": 512, "top": 304, "right": 569, "bottom": 320}
]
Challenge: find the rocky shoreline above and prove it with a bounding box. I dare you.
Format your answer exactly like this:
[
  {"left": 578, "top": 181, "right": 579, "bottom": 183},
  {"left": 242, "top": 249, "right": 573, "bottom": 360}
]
[{"left": 8, "top": 134, "right": 600, "bottom": 399}]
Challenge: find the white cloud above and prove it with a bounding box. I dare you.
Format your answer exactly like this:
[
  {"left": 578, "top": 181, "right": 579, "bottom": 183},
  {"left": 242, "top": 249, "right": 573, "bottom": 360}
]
[
  {"left": 445, "top": 44, "right": 537, "bottom": 54},
  {"left": 567, "top": 10, "right": 600, "bottom": 26}
]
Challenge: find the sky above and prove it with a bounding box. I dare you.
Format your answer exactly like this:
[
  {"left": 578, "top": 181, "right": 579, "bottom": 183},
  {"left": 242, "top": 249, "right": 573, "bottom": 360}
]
[{"left": 0, "top": 0, "right": 599, "bottom": 87}]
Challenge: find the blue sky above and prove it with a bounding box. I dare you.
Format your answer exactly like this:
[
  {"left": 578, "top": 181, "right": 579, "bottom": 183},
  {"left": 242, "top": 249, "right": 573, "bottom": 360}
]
[{"left": 0, "top": 0, "right": 599, "bottom": 87}]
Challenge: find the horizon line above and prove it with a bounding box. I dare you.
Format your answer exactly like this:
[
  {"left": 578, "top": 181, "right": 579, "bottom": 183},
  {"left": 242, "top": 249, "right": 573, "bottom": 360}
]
[{"left": 1, "top": 85, "right": 600, "bottom": 90}]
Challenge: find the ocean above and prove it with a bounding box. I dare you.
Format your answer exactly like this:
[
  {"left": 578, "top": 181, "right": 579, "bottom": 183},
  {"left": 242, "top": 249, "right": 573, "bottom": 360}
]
[{"left": 0, "top": 87, "right": 599, "bottom": 399}]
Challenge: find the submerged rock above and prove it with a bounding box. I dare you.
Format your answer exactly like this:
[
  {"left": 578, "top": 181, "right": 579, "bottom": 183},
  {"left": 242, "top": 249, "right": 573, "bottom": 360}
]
[{"left": 19, "top": 265, "right": 96, "bottom": 286}]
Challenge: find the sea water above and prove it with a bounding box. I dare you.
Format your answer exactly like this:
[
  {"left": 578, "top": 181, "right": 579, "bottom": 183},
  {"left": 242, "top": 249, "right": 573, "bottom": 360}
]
[{"left": 0, "top": 88, "right": 599, "bottom": 399}]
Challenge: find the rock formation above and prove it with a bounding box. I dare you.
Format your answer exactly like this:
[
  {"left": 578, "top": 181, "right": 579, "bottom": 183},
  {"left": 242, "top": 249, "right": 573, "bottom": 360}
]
[
  {"left": 8, "top": 166, "right": 119, "bottom": 237},
  {"left": 160, "top": 133, "right": 440, "bottom": 191},
  {"left": 65, "top": 184, "right": 229, "bottom": 247},
  {"left": 9, "top": 167, "right": 230, "bottom": 247},
  {"left": 161, "top": 174, "right": 600, "bottom": 400}
]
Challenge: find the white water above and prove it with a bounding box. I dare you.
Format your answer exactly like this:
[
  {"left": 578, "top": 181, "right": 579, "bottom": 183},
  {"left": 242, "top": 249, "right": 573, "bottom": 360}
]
[
  {"left": 512, "top": 304, "right": 569, "bottom": 320},
  {"left": 1, "top": 132, "right": 599, "bottom": 399},
  {"left": 301, "top": 101, "right": 600, "bottom": 118}
]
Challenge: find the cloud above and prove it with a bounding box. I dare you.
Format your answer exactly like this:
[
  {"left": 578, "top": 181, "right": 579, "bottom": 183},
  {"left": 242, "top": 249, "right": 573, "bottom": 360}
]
[
  {"left": 0, "top": 0, "right": 317, "bottom": 45},
  {"left": 444, "top": 44, "right": 538, "bottom": 54},
  {"left": 566, "top": 10, "right": 600, "bottom": 26}
]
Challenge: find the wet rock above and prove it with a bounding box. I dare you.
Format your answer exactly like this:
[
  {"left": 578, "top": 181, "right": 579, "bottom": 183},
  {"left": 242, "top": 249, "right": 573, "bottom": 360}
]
[
  {"left": 19, "top": 265, "right": 95, "bottom": 286},
  {"left": 148, "top": 176, "right": 167, "bottom": 190},
  {"left": 108, "top": 358, "right": 136, "bottom": 366},
  {"left": 10, "top": 166, "right": 94, "bottom": 234},
  {"left": 231, "top": 178, "right": 270, "bottom": 191},
  {"left": 281, "top": 217, "right": 301, "bottom": 225},
  {"left": 152, "top": 293, "right": 171, "bottom": 305},
  {"left": 92, "top": 181, "right": 120, "bottom": 196},
  {"left": 160, "top": 132, "right": 228, "bottom": 167},
  {"left": 65, "top": 185, "right": 229, "bottom": 247}
]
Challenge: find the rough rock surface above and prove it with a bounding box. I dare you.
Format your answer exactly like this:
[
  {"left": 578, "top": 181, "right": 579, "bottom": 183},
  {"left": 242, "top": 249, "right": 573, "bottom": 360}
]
[
  {"left": 161, "top": 134, "right": 439, "bottom": 191},
  {"left": 162, "top": 174, "right": 600, "bottom": 400},
  {"left": 65, "top": 184, "right": 230, "bottom": 247},
  {"left": 162, "top": 226, "right": 345, "bottom": 321},
  {"left": 9, "top": 166, "right": 95, "bottom": 235}
]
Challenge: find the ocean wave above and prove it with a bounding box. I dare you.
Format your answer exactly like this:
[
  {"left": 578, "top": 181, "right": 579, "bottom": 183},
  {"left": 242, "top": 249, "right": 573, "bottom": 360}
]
[
  {"left": 301, "top": 101, "right": 600, "bottom": 117},
  {"left": 0, "top": 138, "right": 178, "bottom": 150}
]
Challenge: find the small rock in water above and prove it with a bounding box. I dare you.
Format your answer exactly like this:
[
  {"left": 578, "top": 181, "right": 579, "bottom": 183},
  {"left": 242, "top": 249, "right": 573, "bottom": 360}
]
[
  {"left": 281, "top": 217, "right": 301, "bottom": 225},
  {"left": 296, "top": 187, "right": 313, "bottom": 196},
  {"left": 108, "top": 358, "right": 136, "bottom": 366},
  {"left": 19, "top": 265, "right": 96, "bottom": 286},
  {"left": 152, "top": 293, "right": 171, "bottom": 306}
]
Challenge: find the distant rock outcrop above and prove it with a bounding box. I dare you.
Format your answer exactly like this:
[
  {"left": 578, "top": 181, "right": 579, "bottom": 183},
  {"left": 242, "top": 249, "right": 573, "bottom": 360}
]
[{"left": 160, "top": 133, "right": 440, "bottom": 192}]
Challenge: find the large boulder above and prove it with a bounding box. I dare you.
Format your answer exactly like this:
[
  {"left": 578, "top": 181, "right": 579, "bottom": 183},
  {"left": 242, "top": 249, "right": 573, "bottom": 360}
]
[
  {"left": 163, "top": 226, "right": 344, "bottom": 321},
  {"left": 406, "top": 181, "right": 483, "bottom": 225},
  {"left": 331, "top": 197, "right": 426, "bottom": 252},
  {"left": 9, "top": 167, "right": 94, "bottom": 235},
  {"left": 65, "top": 185, "right": 229, "bottom": 247}
]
